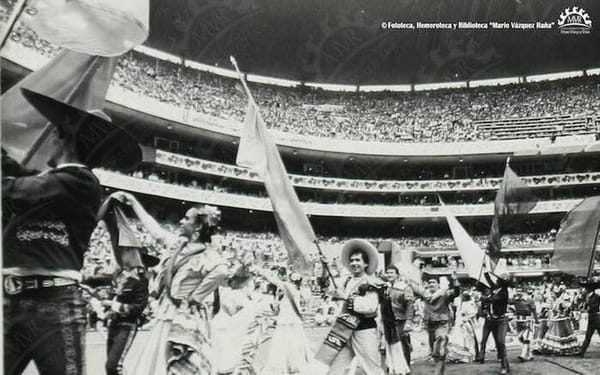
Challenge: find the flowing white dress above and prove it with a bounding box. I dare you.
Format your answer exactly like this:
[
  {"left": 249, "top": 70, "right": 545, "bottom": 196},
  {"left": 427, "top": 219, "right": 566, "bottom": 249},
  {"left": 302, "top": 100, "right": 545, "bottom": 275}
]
[
  {"left": 260, "top": 284, "right": 312, "bottom": 375},
  {"left": 211, "top": 288, "right": 258, "bottom": 374},
  {"left": 446, "top": 300, "right": 478, "bottom": 363},
  {"left": 124, "top": 244, "right": 227, "bottom": 375}
]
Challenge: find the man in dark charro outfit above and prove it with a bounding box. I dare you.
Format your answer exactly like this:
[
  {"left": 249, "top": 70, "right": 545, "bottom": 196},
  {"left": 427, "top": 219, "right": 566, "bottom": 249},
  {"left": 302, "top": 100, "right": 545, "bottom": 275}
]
[
  {"left": 578, "top": 279, "right": 600, "bottom": 357},
  {"left": 512, "top": 290, "right": 538, "bottom": 362},
  {"left": 476, "top": 272, "right": 511, "bottom": 374},
  {"left": 3, "top": 88, "right": 139, "bottom": 375},
  {"left": 103, "top": 248, "right": 158, "bottom": 375}
]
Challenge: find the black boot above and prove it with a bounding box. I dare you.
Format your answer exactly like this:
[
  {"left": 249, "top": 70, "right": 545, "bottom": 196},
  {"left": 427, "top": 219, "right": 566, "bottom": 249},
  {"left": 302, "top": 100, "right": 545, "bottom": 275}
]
[
  {"left": 500, "top": 357, "right": 510, "bottom": 374},
  {"left": 434, "top": 359, "right": 446, "bottom": 375},
  {"left": 475, "top": 352, "right": 485, "bottom": 364}
]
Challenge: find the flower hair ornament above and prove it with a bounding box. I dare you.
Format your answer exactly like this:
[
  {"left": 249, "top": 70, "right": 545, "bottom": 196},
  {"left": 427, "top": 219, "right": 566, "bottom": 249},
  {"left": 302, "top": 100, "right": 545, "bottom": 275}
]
[{"left": 195, "top": 205, "right": 221, "bottom": 227}]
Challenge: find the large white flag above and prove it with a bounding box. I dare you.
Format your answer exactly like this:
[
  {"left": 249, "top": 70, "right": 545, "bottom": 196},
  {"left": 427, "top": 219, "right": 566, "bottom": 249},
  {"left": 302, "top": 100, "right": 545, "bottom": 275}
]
[
  {"left": 439, "top": 199, "right": 490, "bottom": 287},
  {"left": 30, "top": 0, "right": 149, "bottom": 56},
  {"left": 236, "top": 102, "right": 316, "bottom": 275}
]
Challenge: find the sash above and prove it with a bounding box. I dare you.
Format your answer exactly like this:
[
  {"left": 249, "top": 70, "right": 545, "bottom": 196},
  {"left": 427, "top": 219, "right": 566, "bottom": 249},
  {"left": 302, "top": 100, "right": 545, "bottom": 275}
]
[
  {"left": 315, "top": 304, "right": 361, "bottom": 365},
  {"left": 380, "top": 294, "right": 402, "bottom": 344},
  {"left": 159, "top": 242, "right": 204, "bottom": 301}
]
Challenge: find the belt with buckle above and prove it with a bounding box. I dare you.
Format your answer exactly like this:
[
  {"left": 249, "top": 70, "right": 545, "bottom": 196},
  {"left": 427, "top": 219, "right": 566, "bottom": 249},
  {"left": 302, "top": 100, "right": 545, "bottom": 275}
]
[{"left": 3, "top": 275, "right": 77, "bottom": 296}]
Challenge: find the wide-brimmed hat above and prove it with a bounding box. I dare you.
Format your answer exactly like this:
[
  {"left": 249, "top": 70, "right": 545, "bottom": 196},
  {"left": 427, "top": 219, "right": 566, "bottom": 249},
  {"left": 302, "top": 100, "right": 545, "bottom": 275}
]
[
  {"left": 21, "top": 87, "right": 141, "bottom": 170},
  {"left": 341, "top": 239, "right": 379, "bottom": 275}
]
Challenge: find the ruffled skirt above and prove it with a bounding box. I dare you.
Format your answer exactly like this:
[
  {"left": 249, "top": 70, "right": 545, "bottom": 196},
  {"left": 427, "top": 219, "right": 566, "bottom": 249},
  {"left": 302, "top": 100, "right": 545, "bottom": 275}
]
[
  {"left": 124, "top": 300, "right": 211, "bottom": 375},
  {"left": 538, "top": 317, "right": 580, "bottom": 356}
]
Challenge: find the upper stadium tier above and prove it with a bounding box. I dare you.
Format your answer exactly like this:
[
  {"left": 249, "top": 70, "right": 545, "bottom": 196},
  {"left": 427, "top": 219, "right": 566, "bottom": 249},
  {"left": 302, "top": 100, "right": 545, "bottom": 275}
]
[
  {"left": 137, "top": 0, "right": 600, "bottom": 84},
  {"left": 1, "top": 23, "right": 599, "bottom": 158}
]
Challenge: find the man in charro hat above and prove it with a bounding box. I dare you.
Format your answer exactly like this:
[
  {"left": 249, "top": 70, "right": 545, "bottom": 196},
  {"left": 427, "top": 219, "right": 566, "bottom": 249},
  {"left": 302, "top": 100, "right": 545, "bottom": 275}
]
[
  {"left": 2, "top": 88, "right": 140, "bottom": 375},
  {"left": 577, "top": 277, "right": 600, "bottom": 357},
  {"left": 316, "top": 239, "right": 384, "bottom": 375}
]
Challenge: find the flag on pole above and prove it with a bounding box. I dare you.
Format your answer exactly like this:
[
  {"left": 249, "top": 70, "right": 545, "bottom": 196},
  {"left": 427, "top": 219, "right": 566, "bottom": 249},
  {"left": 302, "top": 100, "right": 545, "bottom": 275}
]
[
  {"left": 439, "top": 197, "right": 490, "bottom": 287},
  {"left": 552, "top": 196, "right": 600, "bottom": 278},
  {"left": 488, "top": 164, "right": 537, "bottom": 257},
  {"left": 236, "top": 102, "right": 316, "bottom": 275}
]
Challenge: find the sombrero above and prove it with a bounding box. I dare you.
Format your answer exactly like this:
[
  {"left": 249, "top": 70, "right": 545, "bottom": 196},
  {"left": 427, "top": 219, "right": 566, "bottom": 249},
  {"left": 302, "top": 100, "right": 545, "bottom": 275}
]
[
  {"left": 21, "top": 87, "right": 141, "bottom": 171},
  {"left": 341, "top": 239, "right": 379, "bottom": 275}
]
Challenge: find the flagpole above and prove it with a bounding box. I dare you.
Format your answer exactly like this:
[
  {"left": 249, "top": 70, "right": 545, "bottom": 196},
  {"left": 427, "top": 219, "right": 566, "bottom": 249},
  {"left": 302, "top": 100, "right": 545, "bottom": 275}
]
[
  {"left": 586, "top": 219, "right": 600, "bottom": 280},
  {"left": 314, "top": 240, "right": 338, "bottom": 289},
  {"left": 229, "top": 56, "right": 259, "bottom": 110},
  {"left": 0, "top": 0, "right": 27, "bottom": 50},
  {"left": 229, "top": 56, "right": 270, "bottom": 137}
]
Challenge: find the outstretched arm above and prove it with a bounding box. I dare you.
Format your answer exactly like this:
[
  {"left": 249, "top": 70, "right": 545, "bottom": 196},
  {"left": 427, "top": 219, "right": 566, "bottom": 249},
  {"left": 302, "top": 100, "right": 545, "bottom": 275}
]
[{"left": 110, "top": 191, "right": 177, "bottom": 247}]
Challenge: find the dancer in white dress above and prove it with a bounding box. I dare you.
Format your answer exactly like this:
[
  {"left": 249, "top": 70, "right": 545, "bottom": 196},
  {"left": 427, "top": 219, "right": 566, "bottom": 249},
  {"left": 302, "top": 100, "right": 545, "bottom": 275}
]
[
  {"left": 255, "top": 269, "right": 312, "bottom": 375},
  {"left": 117, "top": 193, "right": 227, "bottom": 375}
]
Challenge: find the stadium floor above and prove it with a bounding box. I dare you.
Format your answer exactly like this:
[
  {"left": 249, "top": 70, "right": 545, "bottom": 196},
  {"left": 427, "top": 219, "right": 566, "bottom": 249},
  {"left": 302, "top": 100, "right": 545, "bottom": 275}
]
[{"left": 22, "top": 327, "right": 600, "bottom": 375}]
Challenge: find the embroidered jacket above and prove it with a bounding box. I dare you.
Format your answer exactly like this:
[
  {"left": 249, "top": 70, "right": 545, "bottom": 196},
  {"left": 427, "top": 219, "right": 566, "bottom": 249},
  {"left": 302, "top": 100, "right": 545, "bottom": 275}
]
[{"left": 2, "top": 160, "right": 102, "bottom": 273}]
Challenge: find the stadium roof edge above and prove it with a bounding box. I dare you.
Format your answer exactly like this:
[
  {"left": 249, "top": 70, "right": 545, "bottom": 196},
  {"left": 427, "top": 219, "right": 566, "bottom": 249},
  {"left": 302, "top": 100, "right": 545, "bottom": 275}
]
[{"left": 131, "top": 45, "right": 600, "bottom": 92}]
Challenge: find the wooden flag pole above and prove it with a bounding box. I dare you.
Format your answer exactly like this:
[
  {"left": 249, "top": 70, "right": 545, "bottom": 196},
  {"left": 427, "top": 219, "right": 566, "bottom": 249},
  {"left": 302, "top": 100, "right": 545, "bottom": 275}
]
[
  {"left": 313, "top": 240, "right": 338, "bottom": 289},
  {"left": 230, "top": 56, "right": 271, "bottom": 136},
  {"left": 229, "top": 56, "right": 259, "bottom": 110}
]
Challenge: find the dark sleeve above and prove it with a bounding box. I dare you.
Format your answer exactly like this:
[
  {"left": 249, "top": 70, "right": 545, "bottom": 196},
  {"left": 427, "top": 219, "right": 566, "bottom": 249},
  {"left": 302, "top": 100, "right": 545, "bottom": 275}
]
[
  {"left": 2, "top": 167, "right": 98, "bottom": 212},
  {"left": 116, "top": 276, "right": 149, "bottom": 317},
  {"left": 1, "top": 148, "right": 38, "bottom": 177},
  {"left": 448, "top": 278, "right": 461, "bottom": 299},
  {"left": 484, "top": 272, "right": 496, "bottom": 289}
]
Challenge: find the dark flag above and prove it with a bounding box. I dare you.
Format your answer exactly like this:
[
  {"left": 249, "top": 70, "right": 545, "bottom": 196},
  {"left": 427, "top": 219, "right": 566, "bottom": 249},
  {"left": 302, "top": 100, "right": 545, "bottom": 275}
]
[
  {"left": 552, "top": 196, "right": 600, "bottom": 278},
  {"left": 97, "top": 197, "right": 143, "bottom": 267},
  {"left": 487, "top": 164, "right": 537, "bottom": 257}
]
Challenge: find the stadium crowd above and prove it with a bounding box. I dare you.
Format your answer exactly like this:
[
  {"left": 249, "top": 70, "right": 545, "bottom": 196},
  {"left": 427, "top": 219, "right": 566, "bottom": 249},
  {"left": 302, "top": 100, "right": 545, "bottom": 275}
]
[
  {"left": 82, "top": 222, "right": 556, "bottom": 283},
  {"left": 6, "top": 22, "right": 600, "bottom": 144}
]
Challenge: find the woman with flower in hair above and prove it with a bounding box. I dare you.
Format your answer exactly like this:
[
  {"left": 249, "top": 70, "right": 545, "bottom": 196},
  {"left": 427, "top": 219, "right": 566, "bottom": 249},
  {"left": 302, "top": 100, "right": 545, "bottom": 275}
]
[{"left": 113, "top": 192, "right": 228, "bottom": 375}]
